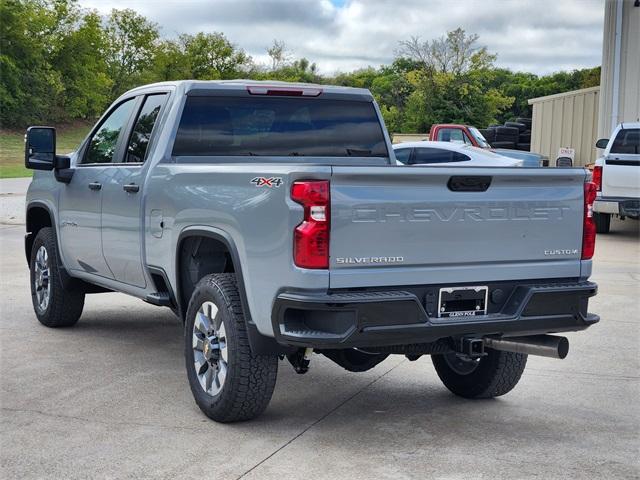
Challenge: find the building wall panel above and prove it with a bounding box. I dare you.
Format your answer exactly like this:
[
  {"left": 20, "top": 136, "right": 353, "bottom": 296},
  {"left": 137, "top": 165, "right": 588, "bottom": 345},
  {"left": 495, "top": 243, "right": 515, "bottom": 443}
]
[{"left": 529, "top": 87, "right": 600, "bottom": 166}]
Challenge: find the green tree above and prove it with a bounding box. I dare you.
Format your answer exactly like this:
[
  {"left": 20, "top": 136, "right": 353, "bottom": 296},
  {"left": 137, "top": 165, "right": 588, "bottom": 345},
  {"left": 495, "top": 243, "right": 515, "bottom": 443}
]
[
  {"left": 0, "top": 0, "right": 63, "bottom": 126},
  {"left": 52, "top": 11, "right": 112, "bottom": 119},
  {"left": 179, "top": 32, "right": 251, "bottom": 79},
  {"left": 390, "top": 29, "right": 513, "bottom": 131},
  {"left": 145, "top": 39, "right": 190, "bottom": 81},
  {"left": 105, "top": 8, "right": 159, "bottom": 96}
]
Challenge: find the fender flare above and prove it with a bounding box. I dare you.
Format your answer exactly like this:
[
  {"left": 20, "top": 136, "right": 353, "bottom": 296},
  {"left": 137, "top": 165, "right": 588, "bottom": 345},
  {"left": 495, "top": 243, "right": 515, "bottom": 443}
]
[
  {"left": 25, "top": 201, "right": 58, "bottom": 264},
  {"left": 25, "top": 201, "right": 100, "bottom": 292},
  {"left": 175, "top": 227, "right": 293, "bottom": 356}
]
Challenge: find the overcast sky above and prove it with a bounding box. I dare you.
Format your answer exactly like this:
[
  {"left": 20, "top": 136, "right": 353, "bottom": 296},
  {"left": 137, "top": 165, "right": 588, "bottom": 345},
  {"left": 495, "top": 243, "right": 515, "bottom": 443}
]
[{"left": 80, "top": 0, "right": 605, "bottom": 75}]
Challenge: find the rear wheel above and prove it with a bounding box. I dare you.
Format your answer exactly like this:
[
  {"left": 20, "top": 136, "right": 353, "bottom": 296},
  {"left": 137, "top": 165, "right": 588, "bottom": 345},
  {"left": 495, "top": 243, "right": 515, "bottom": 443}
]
[
  {"left": 29, "top": 227, "right": 84, "bottom": 327},
  {"left": 432, "top": 349, "right": 527, "bottom": 399},
  {"left": 184, "top": 274, "right": 278, "bottom": 422},
  {"left": 594, "top": 212, "right": 611, "bottom": 233}
]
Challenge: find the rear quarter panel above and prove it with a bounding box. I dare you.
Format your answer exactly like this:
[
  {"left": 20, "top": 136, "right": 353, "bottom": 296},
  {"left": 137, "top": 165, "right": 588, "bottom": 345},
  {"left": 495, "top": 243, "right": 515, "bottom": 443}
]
[{"left": 144, "top": 163, "right": 331, "bottom": 336}]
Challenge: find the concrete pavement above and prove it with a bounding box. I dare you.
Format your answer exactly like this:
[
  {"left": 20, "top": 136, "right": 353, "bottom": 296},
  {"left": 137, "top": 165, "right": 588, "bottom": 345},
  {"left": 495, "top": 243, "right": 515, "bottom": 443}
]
[
  {"left": 0, "top": 180, "right": 639, "bottom": 479},
  {"left": 0, "top": 178, "right": 30, "bottom": 225}
]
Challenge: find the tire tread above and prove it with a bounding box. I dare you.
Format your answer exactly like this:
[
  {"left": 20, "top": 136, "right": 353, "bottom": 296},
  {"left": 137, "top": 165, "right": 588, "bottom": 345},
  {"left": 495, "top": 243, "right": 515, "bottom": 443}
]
[
  {"left": 432, "top": 349, "right": 527, "bottom": 399},
  {"left": 30, "top": 227, "right": 84, "bottom": 328},
  {"left": 185, "top": 273, "right": 278, "bottom": 422}
]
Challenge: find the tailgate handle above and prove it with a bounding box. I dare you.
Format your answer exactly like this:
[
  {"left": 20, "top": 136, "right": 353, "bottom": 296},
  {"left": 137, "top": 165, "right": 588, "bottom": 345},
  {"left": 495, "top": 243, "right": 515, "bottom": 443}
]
[{"left": 447, "top": 176, "right": 492, "bottom": 192}]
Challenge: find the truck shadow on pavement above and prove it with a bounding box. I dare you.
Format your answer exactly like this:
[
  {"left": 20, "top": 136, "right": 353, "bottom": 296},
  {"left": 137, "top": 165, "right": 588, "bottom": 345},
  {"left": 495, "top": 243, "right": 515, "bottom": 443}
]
[{"left": 61, "top": 306, "right": 569, "bottom": 441}]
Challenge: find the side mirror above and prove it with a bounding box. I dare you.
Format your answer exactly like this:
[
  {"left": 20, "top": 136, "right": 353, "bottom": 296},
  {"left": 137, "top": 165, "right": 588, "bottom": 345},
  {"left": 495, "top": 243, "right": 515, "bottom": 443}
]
[
  {"left": 595, "top": 138, "right": 609, "bottom": 149},
  {"left": 556, "top": 156, "right": 573, "bottom": 167},
  {"left": 25, "top": 127, "right": 56, "bottom": 170}
]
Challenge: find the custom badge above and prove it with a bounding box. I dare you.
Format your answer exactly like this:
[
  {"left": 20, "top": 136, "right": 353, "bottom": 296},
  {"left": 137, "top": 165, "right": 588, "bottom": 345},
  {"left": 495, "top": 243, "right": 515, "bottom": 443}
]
[{"left": 251, "top": 177, "right": 283, "bottom": 188}]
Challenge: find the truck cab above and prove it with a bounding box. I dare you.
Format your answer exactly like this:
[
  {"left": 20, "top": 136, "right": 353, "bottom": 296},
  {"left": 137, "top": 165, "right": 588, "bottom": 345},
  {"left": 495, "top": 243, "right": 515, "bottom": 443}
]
[{"left": 429, "top": 124, "right": 491, "bottom": 148}]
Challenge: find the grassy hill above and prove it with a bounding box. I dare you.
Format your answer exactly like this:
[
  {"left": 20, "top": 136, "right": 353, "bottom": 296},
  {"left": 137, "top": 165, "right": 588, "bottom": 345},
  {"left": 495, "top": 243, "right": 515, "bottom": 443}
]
[{"left": 0, "top": 122, "right": 92, "bottom": 178}]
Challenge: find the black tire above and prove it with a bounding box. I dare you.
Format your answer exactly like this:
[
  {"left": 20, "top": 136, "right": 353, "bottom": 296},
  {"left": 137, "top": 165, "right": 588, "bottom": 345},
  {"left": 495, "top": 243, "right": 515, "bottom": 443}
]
[
  {"left": 516, "top": 143, "right": 531, "bottom": 151},
  {"left": 504, "top": 121, "right": 527, "bottom": 133},
  {"left": 478, "top": 128, "right": 496, "bottom": 143},
  {"left": 516, "top": 117, "right": 532, "bottom": 128},
  {"left": 432, "top": 349, "right": 527, "bottom": 399},
  {"left": 184, "top": 273, "right": 278, "bottom": 422},
  {"left": 491, "top": 141, "right": 516, "bottom": 149},
  {"left": 495, "top": 127, "right": 519, "bottom": 143},
  {"left": 518, "top": 133, "right": 531, "bottom": 143},
  {"left": 495, "top": 126, "right": 519, "bottom": 136},
  {"left": 29, "top": 227, "right": 84, "bottom": 327},
  {"left": 594, "top": 212, "right": 611, "bottom": 233}
]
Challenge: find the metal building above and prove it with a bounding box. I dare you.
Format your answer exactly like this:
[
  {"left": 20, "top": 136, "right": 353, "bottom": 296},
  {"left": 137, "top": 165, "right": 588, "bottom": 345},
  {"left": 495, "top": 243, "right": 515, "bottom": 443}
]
[
  {"left": 529, "top": 87, "right": 601, "bottom": 167},
  {"left": 529, "top": 0, "right": 639, "bottom": 167},
  {"left": 598, "top": 0, "right": 640, "bottom": 139}
]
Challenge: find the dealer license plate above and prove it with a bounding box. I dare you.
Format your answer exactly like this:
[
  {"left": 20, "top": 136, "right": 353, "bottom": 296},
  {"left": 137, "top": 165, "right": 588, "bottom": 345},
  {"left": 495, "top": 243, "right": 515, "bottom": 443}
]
[{"left": 437, "top": 286, "right": 488, "bottom": 318}]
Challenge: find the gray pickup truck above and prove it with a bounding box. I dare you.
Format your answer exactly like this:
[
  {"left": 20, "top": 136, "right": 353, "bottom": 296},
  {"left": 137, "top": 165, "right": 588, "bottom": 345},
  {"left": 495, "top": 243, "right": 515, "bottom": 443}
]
[{"left": 24, "top": 80, "right": 599, "bottom": 422}]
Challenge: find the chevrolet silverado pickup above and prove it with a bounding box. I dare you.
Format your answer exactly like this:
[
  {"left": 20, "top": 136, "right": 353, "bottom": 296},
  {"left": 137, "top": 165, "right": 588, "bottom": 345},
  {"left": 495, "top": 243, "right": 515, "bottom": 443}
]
[{"left": 24, "top": 80, "right": 599, "bottom": 422}]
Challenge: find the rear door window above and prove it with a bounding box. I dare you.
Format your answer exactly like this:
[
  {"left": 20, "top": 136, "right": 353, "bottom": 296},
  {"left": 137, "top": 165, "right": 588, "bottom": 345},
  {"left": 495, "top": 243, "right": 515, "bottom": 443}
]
[
  {"left": 411, "top": 148, "right": 470, "bottom": 164},
  {"left": 610, "top": 128, "right": 640, "bottom": 155},
  {"left": 172, "top": 96, "right": 388, "bottom": 158},
  {"left": 126, "top": 93, "right": 168, "bottom": 163}
]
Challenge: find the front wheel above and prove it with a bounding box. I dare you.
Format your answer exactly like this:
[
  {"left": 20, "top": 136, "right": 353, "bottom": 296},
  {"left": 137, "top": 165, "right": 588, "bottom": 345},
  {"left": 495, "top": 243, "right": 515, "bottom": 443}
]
[
  {"left": 432, "top": 349, "right": 527, "bottom": 399},
  {"left": 29, "top": 227, "right": 85, "bottom": 327},
  {"left": 184, "top": 274, "right": 278, "bottom": 422}
]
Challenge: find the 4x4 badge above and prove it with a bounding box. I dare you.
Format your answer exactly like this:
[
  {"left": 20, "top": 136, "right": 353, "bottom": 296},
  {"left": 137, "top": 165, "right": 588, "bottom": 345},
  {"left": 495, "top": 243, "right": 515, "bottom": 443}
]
[{"left": 251, "top": 177, "right": 283, "bottom": 188}]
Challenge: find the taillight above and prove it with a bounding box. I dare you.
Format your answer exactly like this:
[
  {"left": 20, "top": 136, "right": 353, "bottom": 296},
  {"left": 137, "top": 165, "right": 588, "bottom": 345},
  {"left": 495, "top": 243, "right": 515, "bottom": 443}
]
[
  {"left": 582, "top": 181, "right": 597, "bottom": 260},
  {"left": 291, "top": 180, "right": 329, "bottom": 269},
  {"left": 592, "top": 165, "right": 603, "bottom": 191}
]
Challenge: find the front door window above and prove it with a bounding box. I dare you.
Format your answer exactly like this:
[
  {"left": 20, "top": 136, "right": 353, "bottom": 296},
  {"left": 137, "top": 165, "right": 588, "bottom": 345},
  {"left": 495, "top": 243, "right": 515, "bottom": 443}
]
[{"left": 84, "top": 99, "right": 136, "bottom": 164}]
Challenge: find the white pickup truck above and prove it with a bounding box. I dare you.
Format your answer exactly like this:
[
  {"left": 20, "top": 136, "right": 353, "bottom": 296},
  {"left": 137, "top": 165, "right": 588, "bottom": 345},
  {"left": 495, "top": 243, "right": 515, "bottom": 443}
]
[{"left": 593, "top": 123, "right": 640, "bottom": 233}]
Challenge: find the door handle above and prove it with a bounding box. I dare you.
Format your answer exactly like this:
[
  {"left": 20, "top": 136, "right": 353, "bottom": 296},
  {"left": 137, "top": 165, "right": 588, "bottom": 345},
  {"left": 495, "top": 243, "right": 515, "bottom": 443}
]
[
  {"left": 123, "top": 183, "right": 140, "bottom": 193},
  {"left": 88, "top": 182, "right": 102, "bottom": 191}
]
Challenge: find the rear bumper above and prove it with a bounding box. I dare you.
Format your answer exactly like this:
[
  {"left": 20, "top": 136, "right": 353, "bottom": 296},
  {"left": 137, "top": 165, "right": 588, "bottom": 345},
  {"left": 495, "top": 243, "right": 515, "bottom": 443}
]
[
  {"left": 594, "top": 197, "right": 640, "bottom": 217},
  {"left": 272, "top": 281, "right": 598, "bottom": 349}
]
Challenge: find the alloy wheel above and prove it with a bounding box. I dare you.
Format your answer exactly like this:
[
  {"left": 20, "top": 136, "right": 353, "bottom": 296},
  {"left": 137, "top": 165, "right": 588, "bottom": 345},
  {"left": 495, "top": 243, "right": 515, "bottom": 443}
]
[
  {"left": 192, "top": 301, "right": 228, "bottom": 396},
  {"left": 33, "top": 245, "right": 50, "bottom": 313}
]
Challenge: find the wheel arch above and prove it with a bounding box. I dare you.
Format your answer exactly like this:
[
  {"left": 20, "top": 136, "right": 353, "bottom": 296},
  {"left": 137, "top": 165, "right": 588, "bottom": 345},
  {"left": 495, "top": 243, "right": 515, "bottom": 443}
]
[
  {"left": 175, "top": 228, "right": 245, "bottom": 321},
  {"left": 25, "top": 202, "right": 55, "bottom": 265},
  {"left": 175, "top": 227, "right": 290, "bottom": 355},
  {"left": 25, "top": 201, "right": 110, "bottom": 294}
]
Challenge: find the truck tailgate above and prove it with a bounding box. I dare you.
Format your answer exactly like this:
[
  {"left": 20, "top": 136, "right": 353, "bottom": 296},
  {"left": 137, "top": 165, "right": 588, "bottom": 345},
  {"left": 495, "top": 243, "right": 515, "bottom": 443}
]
[
  {"left": 329, "top": 166, "right": 587, "bottom": 289},
  {"left": 602, "top": 157, "right": 640, "bottom": 198}
]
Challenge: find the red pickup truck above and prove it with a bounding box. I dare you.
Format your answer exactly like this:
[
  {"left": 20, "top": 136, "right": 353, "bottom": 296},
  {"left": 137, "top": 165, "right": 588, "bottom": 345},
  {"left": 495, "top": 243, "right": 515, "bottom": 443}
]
[
  {"left": 428, "top": 123, "right": 547, "bottom": 167},
  {"left": 429, "top": 124, "right": 493, "bottom": 148}
]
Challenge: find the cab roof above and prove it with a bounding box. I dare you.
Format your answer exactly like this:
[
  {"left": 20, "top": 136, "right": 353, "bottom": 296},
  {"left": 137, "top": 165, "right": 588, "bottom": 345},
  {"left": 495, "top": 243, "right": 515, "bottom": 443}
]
[{"left": 121, "top": 79, "right": 373, "bottom": 99}]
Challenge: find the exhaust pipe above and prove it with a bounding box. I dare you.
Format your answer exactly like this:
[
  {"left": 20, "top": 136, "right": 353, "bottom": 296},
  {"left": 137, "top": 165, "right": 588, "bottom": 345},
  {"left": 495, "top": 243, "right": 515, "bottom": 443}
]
[{"left": 483, "top": 335, "right": 569, "bottom": 359}]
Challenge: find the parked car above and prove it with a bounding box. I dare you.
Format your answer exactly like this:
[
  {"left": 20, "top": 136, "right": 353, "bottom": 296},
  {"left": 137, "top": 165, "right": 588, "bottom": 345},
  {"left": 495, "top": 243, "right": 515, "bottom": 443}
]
[
  {"left": 24, "top": 80, "right": 598, "bottom": 423},
  {"left": 493, "top": 148, "right": 549, "bottom": 167},
  {"left": 393, "top": 141, "right": 524, "bottom": 167},
  {"left": 592, "top": 122, "right": 640, "bottom": 233},
  {"left": 428, "top": 123, "right": 547, "bottom": 167}
]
